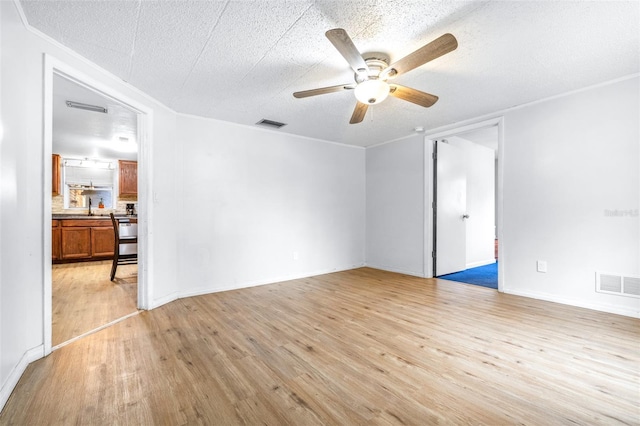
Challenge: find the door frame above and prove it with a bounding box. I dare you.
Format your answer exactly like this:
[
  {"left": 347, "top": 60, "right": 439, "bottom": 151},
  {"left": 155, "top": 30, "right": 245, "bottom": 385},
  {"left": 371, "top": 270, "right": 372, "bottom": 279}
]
[
  {"left": 424, "top": 117, "right": 504, "bottom": 291},
  {"left": 43, "top": 54, "right": 154, "bottom": 355}
]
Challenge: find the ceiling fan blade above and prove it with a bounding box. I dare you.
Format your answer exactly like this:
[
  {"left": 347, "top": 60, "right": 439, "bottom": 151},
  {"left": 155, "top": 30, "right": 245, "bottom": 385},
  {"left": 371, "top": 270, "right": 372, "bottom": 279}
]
[
  {"left": 350, "top": 101, "right": 368, "bottom": 124},
  {"left": 389, "top": 84, "right": 439, "bottom": 108},
  {"left": 293, "top": 83, "right": 355, "bottom": 98},
  {"left": 382, "top": 33, "right": 458, "bottom": 79},
  {"left": 325, "top": 28, "right": 369, "bottom": 76}
]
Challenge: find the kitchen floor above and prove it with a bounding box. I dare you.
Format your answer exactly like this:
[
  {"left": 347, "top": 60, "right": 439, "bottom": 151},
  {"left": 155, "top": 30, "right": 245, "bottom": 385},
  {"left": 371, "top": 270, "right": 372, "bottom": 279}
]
[{"left": 52, "top": 260, "right": 138, "bottom": 347}]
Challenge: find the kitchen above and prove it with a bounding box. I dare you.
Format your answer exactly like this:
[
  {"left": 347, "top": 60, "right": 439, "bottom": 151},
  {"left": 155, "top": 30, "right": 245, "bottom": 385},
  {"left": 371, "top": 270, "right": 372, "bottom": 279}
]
[{"left": 51, "top": 73, "right": 139, "bottom": 347}]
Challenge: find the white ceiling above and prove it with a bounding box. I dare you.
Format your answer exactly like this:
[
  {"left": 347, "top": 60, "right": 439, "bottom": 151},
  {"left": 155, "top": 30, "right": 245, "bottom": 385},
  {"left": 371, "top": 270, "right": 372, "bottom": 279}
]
[
  {"left": 53, "top": 74, "right": 138, "bottom": 160},
  {"left": 21, "top": 0, "right": 640, "bottom": 148}
]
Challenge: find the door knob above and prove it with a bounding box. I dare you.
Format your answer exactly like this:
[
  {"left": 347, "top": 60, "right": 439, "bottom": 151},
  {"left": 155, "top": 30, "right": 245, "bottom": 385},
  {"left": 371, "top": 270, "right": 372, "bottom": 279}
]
[{"left": 462, "top": 214, "right": 470, "bottom": 219}]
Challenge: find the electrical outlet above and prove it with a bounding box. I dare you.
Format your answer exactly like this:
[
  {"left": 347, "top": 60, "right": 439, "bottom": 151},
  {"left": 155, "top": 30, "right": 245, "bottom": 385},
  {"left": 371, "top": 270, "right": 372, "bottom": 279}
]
[
  {"left": 537, "top": 260, "right": 547, "bottom": 273},
  {"left": 293, "top": 251, "right": 299, "bottom": 261}
]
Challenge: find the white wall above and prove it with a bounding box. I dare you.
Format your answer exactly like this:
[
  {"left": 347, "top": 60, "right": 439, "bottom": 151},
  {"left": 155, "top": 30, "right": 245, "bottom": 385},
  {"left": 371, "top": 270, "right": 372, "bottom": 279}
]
[
  {"left": 366, "top": 77, "right": 639, "bottom": 317},
  {"left": 176, "top": 115, "right": 366, "bottom": 296},
  {"left": 1, "top": 0, "right": 638, "bottom": 414},
  {"left": 502, "top": 76, "right": 639, "bottom": 316},
  {"left": 365, "top": 135, "right": 425, "bottom": 277},
  {"left": 446, "top": 136, "right": 495, "bottom": 268},
  {"left": 0, "top": 1, "right": 180, "bottom": 408},
  {"left": 0, "top": 1, "right": 367, "bottom": 410}
]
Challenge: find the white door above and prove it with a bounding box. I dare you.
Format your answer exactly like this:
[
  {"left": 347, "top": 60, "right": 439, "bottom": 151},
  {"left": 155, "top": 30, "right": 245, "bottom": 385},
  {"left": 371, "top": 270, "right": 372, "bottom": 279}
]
[{"left": 435, "top": 140, "right": 467, "bottom": 276}]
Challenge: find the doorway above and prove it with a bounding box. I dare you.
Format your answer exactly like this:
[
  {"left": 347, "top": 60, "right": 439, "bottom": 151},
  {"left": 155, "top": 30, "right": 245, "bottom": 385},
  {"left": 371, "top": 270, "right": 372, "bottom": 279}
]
[
  {"left": 43, "top": 55, "right": 151, "bottom": 354},
  {"left": 426, "top": 118, "right": 503, "bottom": 291},
  {"left": 51, "top": 74, "right": 139, "bottom": 347}
]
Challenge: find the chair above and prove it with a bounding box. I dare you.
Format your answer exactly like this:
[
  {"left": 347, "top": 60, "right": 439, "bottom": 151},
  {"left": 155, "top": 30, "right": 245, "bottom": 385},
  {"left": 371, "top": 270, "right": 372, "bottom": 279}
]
[{"left": 110, "top": 213, "right": 137, "bottom": 281}]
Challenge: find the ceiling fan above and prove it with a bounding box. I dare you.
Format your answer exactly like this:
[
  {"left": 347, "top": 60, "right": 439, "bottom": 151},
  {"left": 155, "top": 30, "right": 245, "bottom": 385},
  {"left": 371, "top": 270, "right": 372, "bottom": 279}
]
[{"left": 293, "top": 29, "right": 458, "bottom": 124}]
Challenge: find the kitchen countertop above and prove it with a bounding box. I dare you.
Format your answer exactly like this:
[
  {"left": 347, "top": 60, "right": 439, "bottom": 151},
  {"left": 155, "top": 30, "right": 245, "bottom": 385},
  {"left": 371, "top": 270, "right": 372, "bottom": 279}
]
[{"left": 53, "top": 214, "right": 138, "bottom": 220}]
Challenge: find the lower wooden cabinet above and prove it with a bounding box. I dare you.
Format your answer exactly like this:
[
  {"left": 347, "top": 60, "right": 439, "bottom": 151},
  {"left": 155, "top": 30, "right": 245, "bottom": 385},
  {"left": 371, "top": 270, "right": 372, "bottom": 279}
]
[
  {"left": 53, "top": 219, "right": 115, "bottom": 262},
  {"left": 91, "top": 227, "right": 116, "bottom": 257},
  {"left": 61, "top": 227, "right": 92, "bottom": 259},
  {"left": 52, "top": 220, "right": 61, "bottom": 261}
]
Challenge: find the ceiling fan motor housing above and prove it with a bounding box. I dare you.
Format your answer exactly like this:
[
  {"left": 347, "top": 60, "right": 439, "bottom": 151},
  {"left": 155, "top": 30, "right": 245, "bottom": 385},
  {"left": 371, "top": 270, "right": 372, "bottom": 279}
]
[{"left": 355, "top": 53, "right": 391, "bottom": 83}]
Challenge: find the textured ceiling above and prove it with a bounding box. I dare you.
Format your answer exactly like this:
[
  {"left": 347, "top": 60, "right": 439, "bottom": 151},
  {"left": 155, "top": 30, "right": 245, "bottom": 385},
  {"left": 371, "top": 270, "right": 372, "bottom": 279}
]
[{"left": 21, "top": 0, "right": 640, "bottom": 147}]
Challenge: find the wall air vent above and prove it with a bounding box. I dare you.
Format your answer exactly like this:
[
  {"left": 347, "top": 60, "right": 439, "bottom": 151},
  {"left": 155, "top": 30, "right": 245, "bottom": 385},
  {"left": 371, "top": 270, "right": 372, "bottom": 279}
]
[
  {"left": 596, "top": 272, "right": 640, "bottom": 298},
  {"left": 66, "top": 100, "right": 108, "bottom": 114},
  {"left": 256, "top": 119, "right": 287, "bottom": 129},
  {"left": 622, "top": 276, "right": 640, "bottom": 296}
]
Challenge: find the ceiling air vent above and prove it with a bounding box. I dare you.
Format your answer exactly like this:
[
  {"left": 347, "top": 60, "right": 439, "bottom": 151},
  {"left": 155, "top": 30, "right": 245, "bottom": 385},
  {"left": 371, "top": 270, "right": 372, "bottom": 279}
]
[{"left": 256, "top": 119, "right": 287, "bottom": 129}]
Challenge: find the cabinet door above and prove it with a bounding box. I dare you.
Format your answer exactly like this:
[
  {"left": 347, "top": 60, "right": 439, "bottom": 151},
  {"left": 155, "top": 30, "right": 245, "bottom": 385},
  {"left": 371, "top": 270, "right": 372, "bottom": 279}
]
[
  {"left": 52, "top": 223, "right": 61, "bottom": 260},
  {"left": 91, "top": 227, "right": 115, "bottom": 257},
  {"left": 52, "top": 154, "right": 61, "bottom": 195},
  {"left": 118, "top": 160, "right": 138, "bottom": 197},
  {"left": 60, "top": 227, "right": 91, "bottom": 259}
]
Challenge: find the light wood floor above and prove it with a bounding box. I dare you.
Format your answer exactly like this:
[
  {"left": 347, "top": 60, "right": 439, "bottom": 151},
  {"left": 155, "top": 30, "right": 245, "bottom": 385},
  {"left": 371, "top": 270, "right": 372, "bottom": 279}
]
[
  {"left": 2, "top": 268, "right": 639, "bottom": 424},
  {"left": 52, "top": 260, "right": 138, "bottom": 346}
]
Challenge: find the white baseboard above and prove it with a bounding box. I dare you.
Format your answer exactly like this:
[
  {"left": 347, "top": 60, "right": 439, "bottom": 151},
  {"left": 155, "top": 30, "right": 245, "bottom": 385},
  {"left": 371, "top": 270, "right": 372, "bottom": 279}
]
[
  {"left": 466, "top": 259, "right": 496, "bottom": 269},
  {"left": 504, "top": 288, "right": 640, "bottom": 318},
  {"left": 150, "top": 291, "right": 179, "bottom": 310},
  {"left": 178, "top": 263, "right": 367, "bottom": 299},
  {"left": 363, "top": 263, "right": 426, "bottom": 278},
  {"left": 0, "top": 345, "right": 44, "bottom": 412}
]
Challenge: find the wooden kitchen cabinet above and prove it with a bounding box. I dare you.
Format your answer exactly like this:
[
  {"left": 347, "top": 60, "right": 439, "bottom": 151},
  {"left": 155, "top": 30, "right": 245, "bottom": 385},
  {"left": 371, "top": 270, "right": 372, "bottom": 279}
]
[
  {"left": 118, "top": 160, "right": 137, "bottom": 197},
  {"left": 91, "top": 227, "right": 115, "bottom": 257},
  {"left": 53, "top": 219, "right": 116, "bottom": 262},
  {"left": 52, "top": 154, "right": 61, "bottom": 195},
  {"left": 52, "top": 220, "right": 61, "bottom": 261},
  {"left": 60, "top": 227, "right": 92, "bottom": 259}
]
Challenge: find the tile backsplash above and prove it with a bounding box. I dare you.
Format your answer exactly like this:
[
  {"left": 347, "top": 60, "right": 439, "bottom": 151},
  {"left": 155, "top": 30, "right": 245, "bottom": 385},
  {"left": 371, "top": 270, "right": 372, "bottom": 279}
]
[{"left": 52, "top": 194, "right": 137, "bottom": 215}]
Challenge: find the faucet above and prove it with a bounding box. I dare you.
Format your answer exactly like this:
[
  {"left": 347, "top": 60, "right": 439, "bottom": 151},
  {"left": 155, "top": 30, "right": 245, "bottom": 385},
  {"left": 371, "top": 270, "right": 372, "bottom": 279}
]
[{"left": 88, "top": 197, "right": 94, "bottom": 216}]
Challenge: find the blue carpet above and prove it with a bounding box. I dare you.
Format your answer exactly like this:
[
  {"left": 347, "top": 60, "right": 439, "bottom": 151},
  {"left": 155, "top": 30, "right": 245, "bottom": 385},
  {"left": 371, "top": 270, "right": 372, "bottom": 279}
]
[{"left": 438, "top": 262, "right": 498, "bottom": 289}]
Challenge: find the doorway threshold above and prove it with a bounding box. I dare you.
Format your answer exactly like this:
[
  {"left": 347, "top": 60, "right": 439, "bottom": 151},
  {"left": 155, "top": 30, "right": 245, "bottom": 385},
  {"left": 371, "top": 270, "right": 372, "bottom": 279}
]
[{"left": 52, "top": 310, "right": 141, "bottom": 351}]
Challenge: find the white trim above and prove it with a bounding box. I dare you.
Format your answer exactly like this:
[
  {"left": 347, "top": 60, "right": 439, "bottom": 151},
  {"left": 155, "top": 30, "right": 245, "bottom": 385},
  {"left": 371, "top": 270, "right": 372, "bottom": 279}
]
[
  {"left": 43, "top": 55, "right": 154, "bottom": 359},
  {"left": 0, "top": 345, "right": 43, "bottom": 410},
  {"left": 43, "top": 55, "right": 53, "bottom": 355},
  {"left": 503, "top": 288, "right": 640, "bottom": 319},
  {"left": 466, "top": 259, "right": 496, "bottom": 269},
  {"left": 176, "top": 111, "right": 365, "bottom": 150},
  {"left": 150, "top": 292, "right": 180, "bottom": 310},
  {"left": 364, "top": 263, "right": 426, "bottom": 279},
  {"left": 424, "top": 116, "right": 505, "bottom": 295},
  {"left": 420, "top": 74, "right": 639, "bottom": 140},
  {"left": 179, "top": 264, "right": 369, "bottom": 299},
  {"left": 52, "top": 311, "right": 141, "bottom": 351},
  {"left": 366, "top": 132, "right": 426, "bottom": 149}
]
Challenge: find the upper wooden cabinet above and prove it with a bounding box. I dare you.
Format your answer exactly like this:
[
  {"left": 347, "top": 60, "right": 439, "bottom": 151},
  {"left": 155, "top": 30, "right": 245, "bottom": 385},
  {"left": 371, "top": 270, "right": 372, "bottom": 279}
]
[
  {"left": 118, "top": 160, "right": 137, "bottom": 197},
  {"left": 52, "top": 154, "right": 61, "bottom": 195}
]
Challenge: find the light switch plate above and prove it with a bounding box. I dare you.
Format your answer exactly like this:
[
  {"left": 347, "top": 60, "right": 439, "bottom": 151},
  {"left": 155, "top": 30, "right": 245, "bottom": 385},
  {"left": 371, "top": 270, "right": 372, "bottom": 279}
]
[{"left": 537, "top": 260, "right": 547, "bottom": 273}]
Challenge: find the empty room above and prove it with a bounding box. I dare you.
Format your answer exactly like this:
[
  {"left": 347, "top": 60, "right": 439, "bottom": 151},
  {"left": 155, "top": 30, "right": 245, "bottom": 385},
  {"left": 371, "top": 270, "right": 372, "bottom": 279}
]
[{"left": 1, "top": 0, "right": 638, "bottom": 424}]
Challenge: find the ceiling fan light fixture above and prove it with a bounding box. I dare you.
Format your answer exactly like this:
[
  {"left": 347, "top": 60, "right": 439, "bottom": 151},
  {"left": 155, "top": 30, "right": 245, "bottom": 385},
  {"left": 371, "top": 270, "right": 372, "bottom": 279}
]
[{"left": 354, "top": 79, "right": 390, "bottom": 105}]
